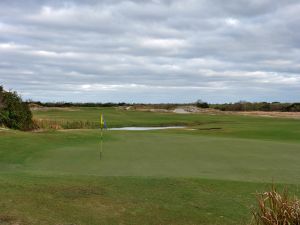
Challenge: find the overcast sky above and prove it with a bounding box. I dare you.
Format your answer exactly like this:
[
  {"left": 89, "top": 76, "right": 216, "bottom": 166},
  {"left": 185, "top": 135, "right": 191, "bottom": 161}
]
[{"left": 0, "top": 0, "right": 299, "bottom": 103}]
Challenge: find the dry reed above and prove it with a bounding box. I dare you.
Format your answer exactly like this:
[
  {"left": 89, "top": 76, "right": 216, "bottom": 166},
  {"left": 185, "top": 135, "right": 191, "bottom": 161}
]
[{"left": 252, "top": 186, "right": 300, "bottom": 225}]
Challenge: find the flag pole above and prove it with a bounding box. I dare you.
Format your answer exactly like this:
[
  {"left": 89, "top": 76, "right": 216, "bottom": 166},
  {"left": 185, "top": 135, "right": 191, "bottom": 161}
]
[
  {"left": 100, "top": 113, "right": 106, "bottom": 160},
  {"left": 100, "top": 128, "right": 103, "bottom": 160}
]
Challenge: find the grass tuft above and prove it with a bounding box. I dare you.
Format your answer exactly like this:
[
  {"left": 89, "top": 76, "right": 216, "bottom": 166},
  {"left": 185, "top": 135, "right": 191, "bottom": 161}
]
[{"left": 252, "top": 186, "right": 300, "bottom": 225}]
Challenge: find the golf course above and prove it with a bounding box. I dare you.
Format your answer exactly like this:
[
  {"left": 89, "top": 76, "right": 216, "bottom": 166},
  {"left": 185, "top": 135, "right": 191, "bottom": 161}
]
[{"left": 1, "top": 107, "right": 300, "bottom": 225}]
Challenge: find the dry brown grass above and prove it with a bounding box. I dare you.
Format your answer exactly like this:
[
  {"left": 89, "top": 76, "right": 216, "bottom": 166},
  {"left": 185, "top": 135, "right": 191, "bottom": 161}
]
[
  {"left": 252, "top": 186, "right": 300, "bottom": 225},
  {"left": 0, "top": 214, "right": 23, "bottom": 225},
  {"left": 33, "top": 119, "right": 98, "bottom": 130},
  {"left": 237, "top": 111, "right": 300, "bottom": 119},
  {"left": 30, "top": 106, "right": 80, "bottom": 111}
]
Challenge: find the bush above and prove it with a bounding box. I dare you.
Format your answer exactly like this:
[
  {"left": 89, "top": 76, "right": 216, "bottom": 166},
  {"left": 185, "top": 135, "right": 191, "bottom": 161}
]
[
  {"left": 252, "top": 186, "right": 300, "bottom": 225},
  {"left": 0, "top": 86, "right": 34, "bottom": 130},
  {"left": 196, "top": 100, "right": 209, "bottom": 108}
]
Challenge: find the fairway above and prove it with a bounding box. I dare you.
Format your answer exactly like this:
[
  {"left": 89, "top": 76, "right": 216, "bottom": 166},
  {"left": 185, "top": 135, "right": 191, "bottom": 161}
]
[{"left": 1, "top": 108, "right": 300, "bottom": 224}]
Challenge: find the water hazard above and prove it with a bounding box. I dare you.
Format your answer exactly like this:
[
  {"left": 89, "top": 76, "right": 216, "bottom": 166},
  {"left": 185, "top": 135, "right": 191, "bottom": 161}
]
[{"left": 109, "top": 126, "right": 185, "bottom": 131}]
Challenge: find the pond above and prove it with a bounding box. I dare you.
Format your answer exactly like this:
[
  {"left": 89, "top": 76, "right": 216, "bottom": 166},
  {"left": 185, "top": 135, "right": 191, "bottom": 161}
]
[{"left": 108, "top": 126, "right": 185, "bottom": 131}]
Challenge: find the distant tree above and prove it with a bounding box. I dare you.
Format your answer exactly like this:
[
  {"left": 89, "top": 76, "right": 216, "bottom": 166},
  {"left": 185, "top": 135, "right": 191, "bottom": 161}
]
[
  {"left": 0, "top": 86, "right": 4, "bottom": 109},
  {"left": 285, "top": 103, "right": 300, "bottom": 112},
  {"left": 196, "top": 99, "right": 209, "bottom": 108},
  {"left": 0, "top": 86, "right": 34, "bottom": 130},
  {"left": 210, "top": 101, "right": 300, "bottom": 112},
  {"left": 258, "top": 102, "right": 271, "bottom": 111}
]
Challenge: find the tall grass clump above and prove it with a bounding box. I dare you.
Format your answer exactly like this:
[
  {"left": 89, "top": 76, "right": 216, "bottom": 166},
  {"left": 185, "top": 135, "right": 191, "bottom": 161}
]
[
  {"left": 252, "top": 186, "right": 300, "bottom": 225},
  {"left": 34, "top": 119, "right": 99, "bottom": 130}
]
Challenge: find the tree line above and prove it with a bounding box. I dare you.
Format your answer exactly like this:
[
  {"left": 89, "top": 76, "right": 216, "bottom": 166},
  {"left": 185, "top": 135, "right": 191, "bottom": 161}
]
[
  {"left": 209, "top": 101, "right": 300, "bottom": 112},
  {"left": 30, "top": 100, "right": 300, "bottom": 112},
  {"left": 29, "top": 101, "right": 128, "bottom": 107}
]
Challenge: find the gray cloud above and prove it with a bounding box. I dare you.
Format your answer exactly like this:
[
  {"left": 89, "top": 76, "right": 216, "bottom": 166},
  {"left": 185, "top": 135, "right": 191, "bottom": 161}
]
[{"left": 0, "top": 0, "right": 299, "bottom": 103}]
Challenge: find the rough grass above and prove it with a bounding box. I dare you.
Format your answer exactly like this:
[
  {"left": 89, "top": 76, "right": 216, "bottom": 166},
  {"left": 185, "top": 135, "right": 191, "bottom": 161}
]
[{"left": 1, "top": 174, "right": 299, "bottom": 225}]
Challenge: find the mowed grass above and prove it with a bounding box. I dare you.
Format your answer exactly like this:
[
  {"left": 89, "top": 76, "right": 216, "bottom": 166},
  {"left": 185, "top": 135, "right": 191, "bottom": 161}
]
[
  {"left": 0, "top": 107, "right": 300, "bottom": 224},
  {"left": 1, "top": 129, "right": 300, "bottom": 183},
  {"left": 1, "top": 174, "right": 287, "bottom": 225},
  {"left": 32, "top": 107, "right": 300, "bottom": 142}
]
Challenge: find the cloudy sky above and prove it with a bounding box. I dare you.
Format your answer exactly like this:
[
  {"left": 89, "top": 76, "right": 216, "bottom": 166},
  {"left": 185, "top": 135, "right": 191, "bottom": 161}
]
[{"left": 0, "top": 0, "right": 299, "bottom": 103}]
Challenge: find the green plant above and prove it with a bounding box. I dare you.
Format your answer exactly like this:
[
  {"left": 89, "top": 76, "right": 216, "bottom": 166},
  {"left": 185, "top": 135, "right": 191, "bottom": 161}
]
[{"left": 0, "top": 86, "right": 34, "bottom": 130}]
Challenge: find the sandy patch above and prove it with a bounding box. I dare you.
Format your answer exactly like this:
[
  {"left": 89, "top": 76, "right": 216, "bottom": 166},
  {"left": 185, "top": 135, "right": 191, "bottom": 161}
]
[{"left": 173, "top": 108, "right": 190, "bottom": 114}]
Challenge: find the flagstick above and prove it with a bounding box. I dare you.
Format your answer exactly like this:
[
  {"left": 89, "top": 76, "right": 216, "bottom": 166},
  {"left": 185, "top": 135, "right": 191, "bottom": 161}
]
[{"left": 100, "top": 128, "right": 103, "bottom": 160}]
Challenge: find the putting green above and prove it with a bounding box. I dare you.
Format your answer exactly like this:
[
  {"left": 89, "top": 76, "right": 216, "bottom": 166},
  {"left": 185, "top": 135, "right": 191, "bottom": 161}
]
[{"left": 1, "top": 129, "right": 300, "bottom": 184}]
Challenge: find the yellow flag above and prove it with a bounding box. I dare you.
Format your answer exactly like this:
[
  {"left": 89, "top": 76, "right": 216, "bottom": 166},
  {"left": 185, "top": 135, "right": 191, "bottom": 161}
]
[{"left": 100, "top": 114, "right": 104, "bottom": 129}]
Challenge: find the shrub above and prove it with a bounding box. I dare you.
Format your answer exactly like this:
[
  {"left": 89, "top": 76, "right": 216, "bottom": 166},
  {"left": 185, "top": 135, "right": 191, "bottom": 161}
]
[
  {"left": 0, "top": 86, "right": 34, "bottom": 130},
  {"left": 252, "top": 186, "right": 300, "bottom": 225},
  {"left": 196, "top": 100, "right": 209, "bottom": 108}
]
